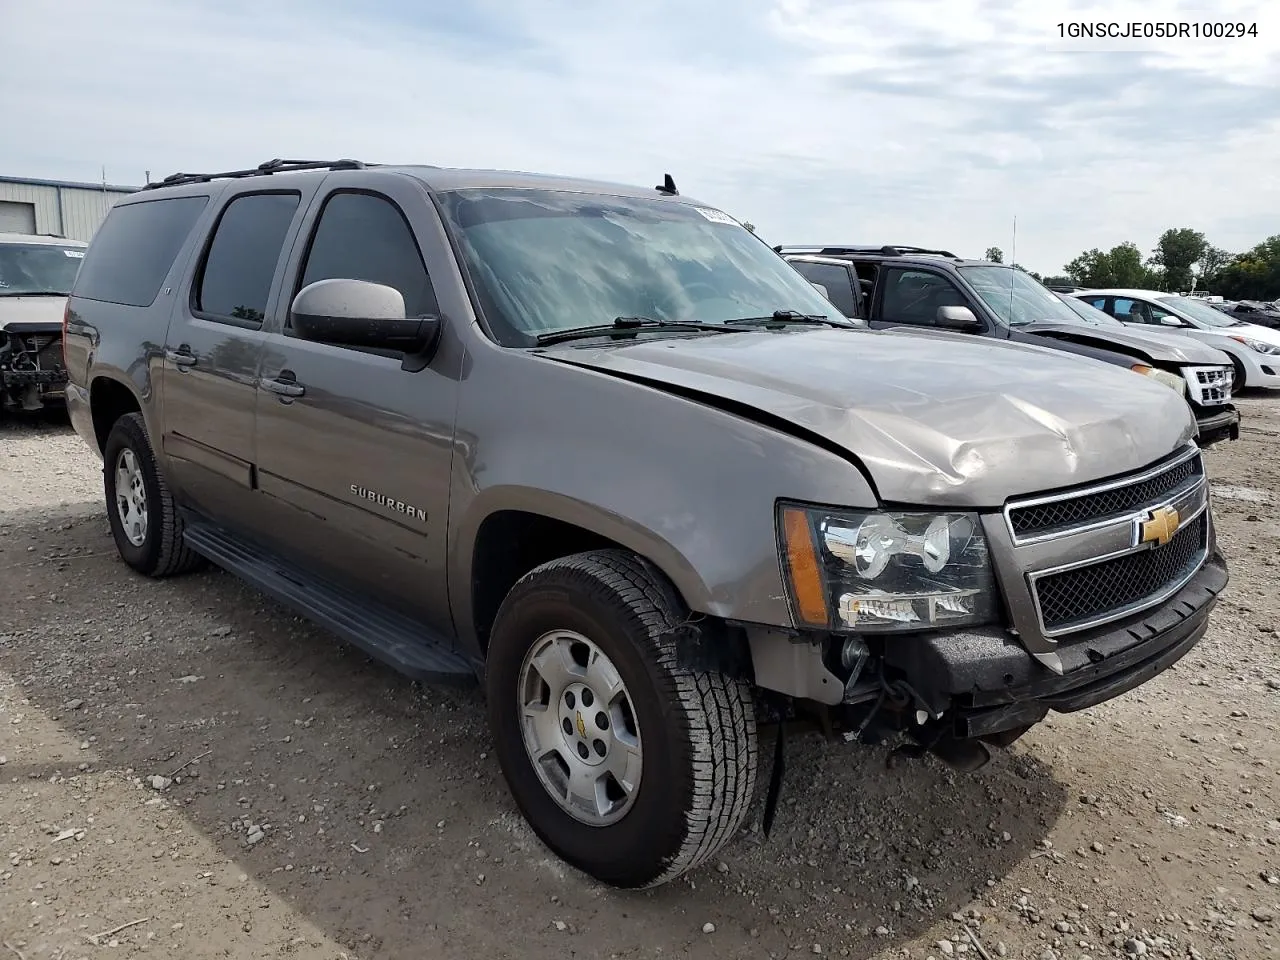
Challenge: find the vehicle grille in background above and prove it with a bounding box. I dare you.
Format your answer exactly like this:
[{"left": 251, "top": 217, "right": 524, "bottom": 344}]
[
  {"left": 1033, "top": 512, "right": 1208, "bottom": 633},
  {"left": 1187, "top": 365, "right": 1232, "bottom": 405},
  {"left": 1007, "top": 450, "right": 1202, "bottom": 540}
]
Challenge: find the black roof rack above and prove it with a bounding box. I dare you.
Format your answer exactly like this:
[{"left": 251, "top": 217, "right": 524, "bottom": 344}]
[
  {"left": 142, "top": 158, "right": 373, "bottom": 191},
  {"left": 774, "top": 244, "right": 960, "bottom": 259}
]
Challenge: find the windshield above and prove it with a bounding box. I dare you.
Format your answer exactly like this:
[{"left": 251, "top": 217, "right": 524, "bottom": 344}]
[
  {"left": 958, "top": 265, "right": 1081, "bottom": 326},
  {"left": 435, "top": 188, "right": 852, "bottom": 345},
  {"left": 1157, "top": 295, "right": 1244, "bottom": 328},
  {"left": 1053, "top": 292, "right": 1124, "bottom": 327},
  {"left": 0, "top": 242, "right": 85, "bottom": 296}
]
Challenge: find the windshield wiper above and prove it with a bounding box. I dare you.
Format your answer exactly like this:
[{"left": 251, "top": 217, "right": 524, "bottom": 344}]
[
  {"left": 534, "top": 316, "right": 735, "bottom": 346},
  {"left": 723, "top": 309, "right": 854, "bottom": 329},
  {"left": 0, "top": 290, "right": 69, "bottom": 297}
]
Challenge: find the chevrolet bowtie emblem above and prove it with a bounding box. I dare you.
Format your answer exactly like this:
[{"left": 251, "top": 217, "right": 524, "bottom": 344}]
[
  {"left": 1138, "top": 505, "right": 1181, "bottom": 547},
  {"left": 575, "top": 711, "right": 586, "bottom": 737}
]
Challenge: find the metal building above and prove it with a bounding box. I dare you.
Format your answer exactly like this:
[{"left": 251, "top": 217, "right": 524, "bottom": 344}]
[{"left": 0, "top": 174, "right": 141, "bottom": 242}]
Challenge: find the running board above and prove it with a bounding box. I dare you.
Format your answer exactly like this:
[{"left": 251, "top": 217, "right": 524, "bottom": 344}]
[{"left": 182, "top": 520, "right": 476, "bottom": 686}]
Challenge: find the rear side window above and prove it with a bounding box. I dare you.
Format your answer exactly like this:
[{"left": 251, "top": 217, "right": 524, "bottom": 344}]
[
  {"left": 72, "top": 196, "right": 208, "bottom": 307},
  {"left": 789, "top": 261, "right": 860, "bottom": 318},
  {"left": 194, "top": 192, "right": 300, "bottom": 325},
  {"left": 296, "top": 191, "right": 439, "bottom": 320}
]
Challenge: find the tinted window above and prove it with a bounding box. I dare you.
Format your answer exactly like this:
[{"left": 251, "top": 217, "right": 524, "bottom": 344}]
[
  {"left": 196, "top": 192, "right": 300, "bottom": 324},
  {"left": 881, "top": 268, "right": 970, "bottom": 325},
  {"left": 298, "top": 192, "right": 438, "bottom": 319},
  {"left": 72, "top": 196, "right": 208, "bottom": 307},
  {"left": 790, "top": 261, "right": 859, "bottom": 317}
]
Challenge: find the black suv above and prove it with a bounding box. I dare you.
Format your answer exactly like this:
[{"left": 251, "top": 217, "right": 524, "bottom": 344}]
[{"left": 778, "top": 245, "right": 1240, "bottom": 446}]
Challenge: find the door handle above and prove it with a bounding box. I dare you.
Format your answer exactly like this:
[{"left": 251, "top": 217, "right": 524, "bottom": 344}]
[
  {"left": 260, "top": 376, "right": 305, "bottom": 398},
  {"left": 166, "top": 348, "right": 197, "bottom": 368}
]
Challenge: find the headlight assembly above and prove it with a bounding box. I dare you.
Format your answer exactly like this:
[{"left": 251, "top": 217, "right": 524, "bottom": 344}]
[
  {"left": 1230, "top": 336, "right": 1280, "bottom": 355},
  {"left": 1130, "top": 364, "right": 1187, "bottom": 396},
  {"left": 777, "top": 504, "right": 999, "bottom": 633}
]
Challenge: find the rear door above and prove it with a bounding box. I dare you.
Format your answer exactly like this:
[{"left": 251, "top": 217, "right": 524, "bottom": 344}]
[
  {"left": 160, "top": 184, "right": 317, "bottom": 524},
  {"left": 785, "top": 258, "right": 862, "bottom": 318},
  {"left": 251, "top": 170, "right": 459, "bottom": 634}
]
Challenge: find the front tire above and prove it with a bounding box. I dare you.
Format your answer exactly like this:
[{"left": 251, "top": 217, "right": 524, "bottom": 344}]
[
  {"left": 102, "top": 412, "right": 204, "bottom": 577},
  {"left": 486, "top": 549, "right": 758, "bottom": 888},
  {"left": 1229, "top": 356, "right": 1247, "bottom": 395}
]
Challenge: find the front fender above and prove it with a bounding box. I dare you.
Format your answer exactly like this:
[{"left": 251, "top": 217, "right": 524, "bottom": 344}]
[{"left": 446, "top": 343, "right": 879, "bottom": 650}]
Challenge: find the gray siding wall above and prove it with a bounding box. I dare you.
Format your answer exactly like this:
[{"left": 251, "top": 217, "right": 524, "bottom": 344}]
[{"left": 0, "top": 181, "right": 136, "bottom": 241}]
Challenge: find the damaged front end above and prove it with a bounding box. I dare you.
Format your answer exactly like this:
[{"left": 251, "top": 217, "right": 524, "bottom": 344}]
[
  {"left": 741, "top": 442, "right": 1227, "bottom": 832},
  {"left": 0, "top": 321, "right": 68, "bottom": 412}
]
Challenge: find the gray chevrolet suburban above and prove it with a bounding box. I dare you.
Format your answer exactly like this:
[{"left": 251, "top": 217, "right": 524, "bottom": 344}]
[{"left": 64, "top": 159, "right": 1228, "bottom": 889}]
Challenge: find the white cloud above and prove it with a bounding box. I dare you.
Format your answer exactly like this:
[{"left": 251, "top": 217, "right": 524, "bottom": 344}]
[{"left": 2, "top": 0, "right": 1278, "bottom": 274}]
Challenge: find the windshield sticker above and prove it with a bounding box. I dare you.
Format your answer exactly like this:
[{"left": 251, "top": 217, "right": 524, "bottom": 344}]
[
  {"left": 693, "top": 207, "right": 740, "bottom": 226},
  {"left": 63, "top": 249, "right": 85, "bottom": 258}
]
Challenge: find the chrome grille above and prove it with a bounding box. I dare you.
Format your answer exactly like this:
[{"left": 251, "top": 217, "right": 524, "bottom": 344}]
[
  {"left": 1186, "top": 365, "right": 1232, "bottom": 405},
  {"left": 1007, "top": 450, "right": 1202, "bottom": 541},
  {"left": 1033, "top": 512, "right": 1208, "bottom": 633}
]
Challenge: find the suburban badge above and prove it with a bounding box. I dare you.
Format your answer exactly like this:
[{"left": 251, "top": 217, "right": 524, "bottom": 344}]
[{"left": 350, "top": 484, "right": 427, "bottom": 522}]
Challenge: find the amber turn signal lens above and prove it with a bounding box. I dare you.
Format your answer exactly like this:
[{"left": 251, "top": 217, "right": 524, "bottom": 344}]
[{"left": 780, "top": 506, "right": 830, "bottom": 627}]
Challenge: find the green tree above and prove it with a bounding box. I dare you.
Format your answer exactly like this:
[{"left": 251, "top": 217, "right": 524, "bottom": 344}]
[
  {"left": 1150, "top": 228, "right": 1208, "bottom": 293},
  {"left": 1206, "top": 235, "right": 1280, "bottom": 301},
  {"left": 1195, "top": 245, "right": 1233, "bottom": 287},
  {"left": 1043, "top": 275, "right": 1074, "bottom": 287},
  {"left": 1064, "top": 242, "right": 1161, "bottom": 288},
  {"left": 984, "top": 246, "right": 1004, "bottom": 263}
]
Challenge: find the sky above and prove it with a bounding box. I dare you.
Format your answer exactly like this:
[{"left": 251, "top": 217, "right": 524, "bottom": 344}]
[{"left": 2, "top": 0, "right": 1278, "bottom": 276}]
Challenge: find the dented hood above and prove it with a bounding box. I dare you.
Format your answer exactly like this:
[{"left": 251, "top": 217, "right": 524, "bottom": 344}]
[
  {"left": 541, "top": 327, "right": 1196, "bottom": 507},
  {"left": 1020, "top": 320, "right": 1231, "bottom": 365}
]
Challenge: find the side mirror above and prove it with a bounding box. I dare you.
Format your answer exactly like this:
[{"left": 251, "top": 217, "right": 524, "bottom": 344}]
[
  {"left": 809, "top": 281, "right": 830, "bottom": 299},
  {"left": 290, "top": 278, "right": 439, "bottom": 353},
  {"left": 935, "top": 305, "right": 982, "bottom": 331},
  {"left": 1159, "top": 315, "right": 1183, "bottom": 327}
]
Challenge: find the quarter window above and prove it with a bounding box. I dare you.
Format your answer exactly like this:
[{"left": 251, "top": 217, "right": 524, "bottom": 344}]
[
  {"left": 296, "top": 191, "right": 438, "bottom": 321},
  {"left": 195, "top": 192, "right": 300, "bottom": 324}
]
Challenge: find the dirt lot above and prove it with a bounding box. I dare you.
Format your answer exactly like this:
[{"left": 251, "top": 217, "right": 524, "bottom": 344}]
[{"left": 2, "top": 401, "right": 1279, "bottom": 960}]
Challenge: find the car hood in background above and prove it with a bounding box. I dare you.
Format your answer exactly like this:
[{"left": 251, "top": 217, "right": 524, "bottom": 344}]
[
  {"left": 0, "top": 295, "right": 68, "bottom": 330},
  {"left": 1020, "top": 320, "right": 1231, "bottom": 365},
  {"left": 539, "top": 327, "right": 1196, "bottom": 507}
]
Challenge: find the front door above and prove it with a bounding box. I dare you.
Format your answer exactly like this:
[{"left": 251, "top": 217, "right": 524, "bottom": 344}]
[
  {"left": 160, "top": 187, "right": 311, "bottom": 525},
  {"left": 252, "top": 171, "right": 459, "bottom": 635}
]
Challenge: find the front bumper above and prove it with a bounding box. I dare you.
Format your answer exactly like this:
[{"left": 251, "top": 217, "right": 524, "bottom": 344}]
[
  {"left": 882, "top": 551, "right": 1227, "bottom": 740},
  {"left": 1193, "top": 404, "right": 1239, "bottom": 445}
]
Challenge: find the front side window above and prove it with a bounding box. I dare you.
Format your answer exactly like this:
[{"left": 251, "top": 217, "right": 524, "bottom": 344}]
[
  {"left": 1157, "top": 295, "right": 1243, "bottom": 328},
  {"left": 435, "top": 188, "right": 850, "bottom": 345},
  {"left": 297, "top": 191, "right": 438, "bottom": 319},
  {"left": 196, "top": 192, "right": 300, "bottom": 324},
  {"left": 881, "top": 268, "right": 971, "bottom": 325},
  {"left": 0, "top": 242, "right": 85, "bottom": 296}
]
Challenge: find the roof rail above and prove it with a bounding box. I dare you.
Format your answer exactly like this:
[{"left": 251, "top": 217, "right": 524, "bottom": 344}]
[
  {"left": 774, "top": 244, "right": 960, "bottom": 259},
  {"left": 142, "top": 158, "right": 372, "bottom": 191}
]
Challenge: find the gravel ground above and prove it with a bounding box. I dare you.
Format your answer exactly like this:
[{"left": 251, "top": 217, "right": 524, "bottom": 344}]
[{"left": 2, "top": 399, "right": 1279, "bottom": 960}]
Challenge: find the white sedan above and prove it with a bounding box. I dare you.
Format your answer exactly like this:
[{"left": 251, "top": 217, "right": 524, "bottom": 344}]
[{"left": 1069, "top": 287, "right": 1280, "bottom": 393}]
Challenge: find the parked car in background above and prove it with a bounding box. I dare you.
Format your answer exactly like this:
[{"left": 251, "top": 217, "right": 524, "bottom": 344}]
[
  {"left": 0, "top": 232, "right": 86, "bottom": 413},
  {"left": 63, "top": 159, "right": 1228, "bottom": 888},
  {"left": 778, "top": 246, "right": 1239, "bottom": 445},
  {"left": 1216, "top": 299, "right": 1280, "bottom": 328},
  {"left": 1070, "top": 288, "right": 1280, "bottom": 393}
]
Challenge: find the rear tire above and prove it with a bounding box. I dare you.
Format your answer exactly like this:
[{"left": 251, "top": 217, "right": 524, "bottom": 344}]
[
  {"left": 486, "top": 549, "right": 758, "bottom": 888},
  {"left": 102, "top": 412, "right": 205, "bottom": 577}
]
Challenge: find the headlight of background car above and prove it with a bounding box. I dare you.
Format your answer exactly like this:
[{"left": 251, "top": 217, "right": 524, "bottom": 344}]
[
  {"left": 777, "top": 504, "right": 998, "bottom": 633},
  {"left": 1130, "top": 364, "right": 1186, "bottom": 396},
  {"left": 1230, "top": 336, "right": 1280, "bottom": 355}
]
